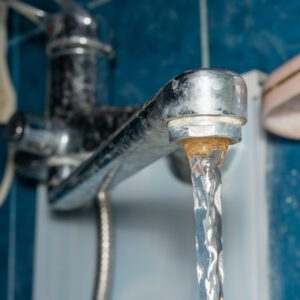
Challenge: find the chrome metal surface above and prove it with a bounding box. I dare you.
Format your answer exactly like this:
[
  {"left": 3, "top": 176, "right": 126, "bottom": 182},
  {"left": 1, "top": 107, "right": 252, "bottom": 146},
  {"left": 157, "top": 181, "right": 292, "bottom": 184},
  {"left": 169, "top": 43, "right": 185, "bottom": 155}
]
[
  {"left": 8, "top": 0, "right": 114, "bottom": 119},
  {"left": 49, "top": 69, "right": 247, "bottom": 210},
  {"left": 168, "top": 116, "right": 243, "bottom": 144},
  {"left": 8, "top": 0, "right": 115, "bottom": 184},
  {"left": 47, "top": 36, "right": 115, "bottom": 58},
  {"left": 6, "top": 113, "right": 82, "bottom": 157}
]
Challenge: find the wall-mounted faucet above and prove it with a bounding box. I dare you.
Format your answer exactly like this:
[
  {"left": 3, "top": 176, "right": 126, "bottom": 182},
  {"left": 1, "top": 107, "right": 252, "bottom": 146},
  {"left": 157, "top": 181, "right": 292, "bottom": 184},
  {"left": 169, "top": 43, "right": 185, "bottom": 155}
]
[
  {"left": 43, "top": 67, "right": 247, "bottom": 300},
  {"left": 49, "top": 69, "right": 247, "bottom": 210},
  {"left": 6, "top": 0, "right": 137, "bottom": 186},
  {"left": 3, "top": 2, "right": 248, "bottom": 299},
  {"left": 5, "top": 2, "right": 247, "bottom": 205}
]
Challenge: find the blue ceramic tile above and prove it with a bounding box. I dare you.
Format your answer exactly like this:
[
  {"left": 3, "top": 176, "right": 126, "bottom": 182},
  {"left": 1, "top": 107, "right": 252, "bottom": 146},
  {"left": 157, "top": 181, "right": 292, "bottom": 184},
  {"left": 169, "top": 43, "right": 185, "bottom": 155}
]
[
  {"left": 208, "top": 0, "right": 300, "bottom": 73},
  {"left": 100, "top": 0, "right": 201, "bottom": 105},
  {"left": 17, "top": 32, "right": 46, "bottom": 114},
  {"left": 267, "top": 135, "right": 300, "bottom": 300},
  {"left": 14, "top": 178, "right": 36, "bottom": 300}
]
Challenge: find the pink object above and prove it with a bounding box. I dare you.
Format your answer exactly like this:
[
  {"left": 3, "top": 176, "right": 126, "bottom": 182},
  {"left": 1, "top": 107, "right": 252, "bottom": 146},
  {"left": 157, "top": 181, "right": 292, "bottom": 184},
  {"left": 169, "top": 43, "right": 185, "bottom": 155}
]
[{"left": 262, "top": 54, "right": 300, "bottom": 139}]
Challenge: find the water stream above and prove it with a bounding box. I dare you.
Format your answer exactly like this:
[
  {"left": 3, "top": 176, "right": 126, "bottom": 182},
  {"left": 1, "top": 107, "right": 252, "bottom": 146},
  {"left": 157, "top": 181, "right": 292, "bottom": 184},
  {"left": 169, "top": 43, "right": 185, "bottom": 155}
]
[{"left": 181, "top": 138, "right": 230, "bottom": 300}]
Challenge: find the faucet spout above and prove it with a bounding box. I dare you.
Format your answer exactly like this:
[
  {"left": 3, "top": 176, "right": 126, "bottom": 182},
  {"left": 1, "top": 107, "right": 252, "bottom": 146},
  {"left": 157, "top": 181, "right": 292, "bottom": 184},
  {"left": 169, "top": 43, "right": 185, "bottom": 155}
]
[{"left": 49, "top": 69, "right": 247, "bottom": 210}]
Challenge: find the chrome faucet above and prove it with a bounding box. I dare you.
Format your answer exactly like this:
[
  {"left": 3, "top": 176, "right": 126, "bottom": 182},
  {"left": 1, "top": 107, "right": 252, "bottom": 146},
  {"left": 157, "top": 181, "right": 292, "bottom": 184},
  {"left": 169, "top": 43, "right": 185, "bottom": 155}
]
[
  {"left": 6, "top": 0, "right": 136, "bottom": 186},
  {"left": 49, "top": 69, "right": 247, "bottom": 210},
  {"left": 5, "top": 2, "right": 247, "bottom": 211},
  {"left": 4, "top": 4, "right": 247, "bottom": 299}
]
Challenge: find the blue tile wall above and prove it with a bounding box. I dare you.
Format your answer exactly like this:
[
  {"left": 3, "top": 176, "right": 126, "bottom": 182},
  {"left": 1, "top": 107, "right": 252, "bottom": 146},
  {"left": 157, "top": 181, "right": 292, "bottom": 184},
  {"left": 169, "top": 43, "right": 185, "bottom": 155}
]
[
  {"left": 109, "top": 0, "right": 201, "bottom": 105},
  {"left": 266, "top": 135, "right": 300, "bottom": 300},
  {"left": 2, "top": 0, "right": 300, "bottom": 299},
  {"left": 208, "top": 0, "right": 300, "bottom": 73},
  {"left": 208, "top": 1, "right": 300, "bottom": 299},
  {"left": 94, "top": 0, "right": 201, "bottom": 106}
]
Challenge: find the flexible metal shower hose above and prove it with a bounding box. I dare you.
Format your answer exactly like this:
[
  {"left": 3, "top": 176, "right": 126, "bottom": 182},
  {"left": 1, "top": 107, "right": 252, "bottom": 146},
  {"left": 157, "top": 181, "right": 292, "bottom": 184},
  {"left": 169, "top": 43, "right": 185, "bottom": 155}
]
[{"left": 93, "top": 190, "right": 113, "bottom": 300}]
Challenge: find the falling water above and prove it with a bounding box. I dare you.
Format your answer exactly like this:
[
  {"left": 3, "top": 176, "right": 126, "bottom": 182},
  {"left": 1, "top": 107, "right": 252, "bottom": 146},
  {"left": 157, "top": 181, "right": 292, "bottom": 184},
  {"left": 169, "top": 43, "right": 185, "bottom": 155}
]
[{"left": 180, "top": 138, "right": 231, "bottom": 300}]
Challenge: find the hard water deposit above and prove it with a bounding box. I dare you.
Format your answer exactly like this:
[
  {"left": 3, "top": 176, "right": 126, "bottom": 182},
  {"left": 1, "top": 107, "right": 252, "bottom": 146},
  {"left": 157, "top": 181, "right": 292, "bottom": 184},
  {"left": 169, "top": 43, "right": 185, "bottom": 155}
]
[{"left": 180, "top": 138, "right": 231, "bottom": 300}]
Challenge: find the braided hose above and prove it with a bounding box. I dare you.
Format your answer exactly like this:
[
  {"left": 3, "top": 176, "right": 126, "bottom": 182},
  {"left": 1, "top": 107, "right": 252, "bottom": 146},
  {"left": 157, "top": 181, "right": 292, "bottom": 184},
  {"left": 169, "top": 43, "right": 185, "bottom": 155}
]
[{"left": 93, "top": 190, "right": 113, "bottom": 300}]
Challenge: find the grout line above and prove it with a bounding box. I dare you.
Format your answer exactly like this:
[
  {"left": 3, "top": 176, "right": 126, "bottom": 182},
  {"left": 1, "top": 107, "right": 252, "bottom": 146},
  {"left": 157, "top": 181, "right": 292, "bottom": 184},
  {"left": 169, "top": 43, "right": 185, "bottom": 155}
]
[
  {"left": 199, "top": 0, "right": 210, "bottom": 68},
  {"left": 7, "top": 180, "right": 17, "bottom": 300}
]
